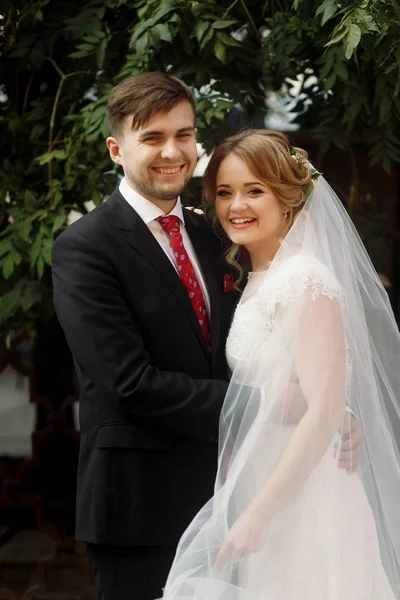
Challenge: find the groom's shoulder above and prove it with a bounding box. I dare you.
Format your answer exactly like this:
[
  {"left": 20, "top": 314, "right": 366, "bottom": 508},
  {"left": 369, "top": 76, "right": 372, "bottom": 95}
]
[{"left": 55, "top": 188, "right": 121, "bottom": 247}]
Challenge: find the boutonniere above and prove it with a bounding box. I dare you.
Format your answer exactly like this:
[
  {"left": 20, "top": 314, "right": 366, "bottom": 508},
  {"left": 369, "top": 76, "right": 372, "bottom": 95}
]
[{"left": 223, "top": 273, "right": 235, "bottom": 293}]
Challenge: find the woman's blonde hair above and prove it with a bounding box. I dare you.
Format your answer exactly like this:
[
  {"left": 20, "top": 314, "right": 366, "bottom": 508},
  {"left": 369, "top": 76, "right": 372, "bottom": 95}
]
[{"left": 203, "top": 129, "right": 312, "bottom": 288}]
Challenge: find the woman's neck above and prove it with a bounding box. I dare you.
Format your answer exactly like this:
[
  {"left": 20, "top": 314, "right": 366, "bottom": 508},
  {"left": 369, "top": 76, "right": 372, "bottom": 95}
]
[{"left": 247, "top": 239, "right": 281, "bottom": 272}]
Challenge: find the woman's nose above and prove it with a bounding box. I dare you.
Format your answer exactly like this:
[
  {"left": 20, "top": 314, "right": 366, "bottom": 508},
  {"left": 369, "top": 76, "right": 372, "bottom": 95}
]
[{"left": 230, "top": 193, "right": 248, "bottom": 212}]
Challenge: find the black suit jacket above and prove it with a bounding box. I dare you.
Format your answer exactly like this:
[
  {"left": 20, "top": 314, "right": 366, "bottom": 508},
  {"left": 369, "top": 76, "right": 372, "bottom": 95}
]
[{"left": 52, "top": 188, "right": 238, "bottom": 546}]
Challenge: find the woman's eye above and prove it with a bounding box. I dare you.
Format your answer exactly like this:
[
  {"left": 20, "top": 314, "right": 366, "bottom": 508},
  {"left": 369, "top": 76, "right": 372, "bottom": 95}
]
[
  {"left": 248, "top": 188, "right": 263, "bottom": 195},
  {"left": 216, "top": 190, "right": 231, "bottom": 197}
]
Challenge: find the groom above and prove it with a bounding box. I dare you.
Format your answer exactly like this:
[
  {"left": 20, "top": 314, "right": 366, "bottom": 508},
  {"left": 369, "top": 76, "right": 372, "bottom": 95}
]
[{"left": 52, "top": 71, "right": 363, "bottom": 600}]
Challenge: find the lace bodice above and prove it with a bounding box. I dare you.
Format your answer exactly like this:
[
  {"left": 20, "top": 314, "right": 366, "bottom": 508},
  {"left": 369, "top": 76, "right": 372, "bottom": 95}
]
[{"left": 226, "top": 256, "right": 343, "bottom": 384}]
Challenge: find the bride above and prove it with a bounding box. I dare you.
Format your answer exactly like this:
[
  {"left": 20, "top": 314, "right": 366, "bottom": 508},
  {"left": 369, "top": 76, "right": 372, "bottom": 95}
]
[{"left": 161, "top": 130, "right": 400, "bottom": 599}]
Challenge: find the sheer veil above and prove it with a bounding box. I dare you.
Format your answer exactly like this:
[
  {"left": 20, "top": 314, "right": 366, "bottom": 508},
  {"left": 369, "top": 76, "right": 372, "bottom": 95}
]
[{"left": 161, "top": 175, "right": 400, "bottom": 599}]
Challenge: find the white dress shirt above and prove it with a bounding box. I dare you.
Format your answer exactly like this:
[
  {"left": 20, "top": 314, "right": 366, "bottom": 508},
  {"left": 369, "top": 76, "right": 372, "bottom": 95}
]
[{"left": 119, "top": 177, "right": 211, "bottom": 315}]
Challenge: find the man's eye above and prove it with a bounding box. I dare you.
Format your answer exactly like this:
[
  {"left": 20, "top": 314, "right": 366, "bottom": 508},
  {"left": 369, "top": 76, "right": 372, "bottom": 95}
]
[
  {"left": 178, "top": 133, "right": 192, "bottom": 139},
  {"left": 143, "top": 137, "right": 160, "bottom": 142}
]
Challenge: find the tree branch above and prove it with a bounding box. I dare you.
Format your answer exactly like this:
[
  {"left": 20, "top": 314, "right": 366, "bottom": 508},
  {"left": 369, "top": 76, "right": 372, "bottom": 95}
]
[
  {"left": 22, "top": 74, "right": 34, "bottom": 115},
  {"left": 45, "top": 58, "right": 93, "bottom": 204},
  {"left": 223, "top": 0, "right": 240, "bottom": 18},
  {"left": 45, "top": 56, "right": 65, "bottom": 79},
  {"left": 239, "top": 0, "right": 265, "bottom": 47}
]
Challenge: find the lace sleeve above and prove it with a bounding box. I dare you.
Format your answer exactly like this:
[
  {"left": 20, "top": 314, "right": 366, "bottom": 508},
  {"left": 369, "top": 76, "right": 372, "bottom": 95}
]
[
  {"left": 255, "top": 255, "right": 342, "bottom": 321},
  {"left": 255, "top": 256, "right": 352, "bottom": 400}
]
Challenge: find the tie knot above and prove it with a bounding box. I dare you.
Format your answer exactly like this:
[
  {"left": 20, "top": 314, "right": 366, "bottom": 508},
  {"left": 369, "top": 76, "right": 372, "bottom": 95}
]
[{"left": 157, "top": 215, "right": 181, "bottom": 234}]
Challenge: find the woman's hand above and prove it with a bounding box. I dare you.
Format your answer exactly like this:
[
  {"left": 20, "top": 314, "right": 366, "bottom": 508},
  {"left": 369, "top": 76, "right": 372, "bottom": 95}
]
[{"left": 216, "top": 503, "right": 270, "bottom": 568}]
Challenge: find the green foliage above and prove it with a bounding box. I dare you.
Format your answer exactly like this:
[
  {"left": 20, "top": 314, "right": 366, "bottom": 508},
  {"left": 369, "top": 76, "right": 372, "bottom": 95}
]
[
  {"left": 265, "top": 0, "right": 400, "bottom": 170},
  {"left": 0, "top": 0, "right": 399, "bottom": 331}
]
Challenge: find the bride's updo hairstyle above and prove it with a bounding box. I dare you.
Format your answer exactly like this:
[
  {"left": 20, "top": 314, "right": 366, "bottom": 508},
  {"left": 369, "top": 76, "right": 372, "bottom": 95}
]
[{"left": 203, "top": 129, "right": 313, "bottom": 287}]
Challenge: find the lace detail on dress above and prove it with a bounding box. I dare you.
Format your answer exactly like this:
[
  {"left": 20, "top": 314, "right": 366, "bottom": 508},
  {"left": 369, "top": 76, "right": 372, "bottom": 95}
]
[
  {"left": 226, "top": 255, "right": 353, "bottom": 398},
  {"left": 256, "top": 255, "right": 342, "bottom": 317}
]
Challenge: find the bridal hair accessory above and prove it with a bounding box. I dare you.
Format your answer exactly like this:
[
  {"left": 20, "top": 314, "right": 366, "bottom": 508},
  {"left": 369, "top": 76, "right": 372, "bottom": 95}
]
[{"left": 290, "top": 148, "right": 322, "bottom": 199}]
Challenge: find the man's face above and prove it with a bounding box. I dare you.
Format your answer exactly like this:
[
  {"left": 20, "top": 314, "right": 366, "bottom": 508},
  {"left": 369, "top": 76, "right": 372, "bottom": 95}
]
[{"left": 107, "top": 101, "right": 198, "bottom": 207}]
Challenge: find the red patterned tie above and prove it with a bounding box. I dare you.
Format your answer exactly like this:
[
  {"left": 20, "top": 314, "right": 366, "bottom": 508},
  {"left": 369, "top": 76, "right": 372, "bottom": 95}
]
[{"left": 157, "top": 215, "right": 211, "bottom": 346}]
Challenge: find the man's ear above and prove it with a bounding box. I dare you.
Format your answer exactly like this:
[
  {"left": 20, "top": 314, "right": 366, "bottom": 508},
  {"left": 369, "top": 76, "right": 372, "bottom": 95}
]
[{"left": 106, "top": 136, "right": 123, "bottom": 165}]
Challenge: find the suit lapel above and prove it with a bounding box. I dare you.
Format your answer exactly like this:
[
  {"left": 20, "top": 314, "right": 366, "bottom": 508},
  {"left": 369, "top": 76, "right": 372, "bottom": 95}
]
[
  {"left": 108, "top": 191, "right": 210, "bottom": 360},
  {"left": 184, "top": 213, "right": 222, "bottom": 368}
]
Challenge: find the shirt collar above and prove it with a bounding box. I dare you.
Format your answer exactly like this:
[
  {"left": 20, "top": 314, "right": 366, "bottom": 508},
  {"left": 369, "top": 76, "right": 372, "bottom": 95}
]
[{"left": 119, "top": 177, "right": 185, "bottom": 226}]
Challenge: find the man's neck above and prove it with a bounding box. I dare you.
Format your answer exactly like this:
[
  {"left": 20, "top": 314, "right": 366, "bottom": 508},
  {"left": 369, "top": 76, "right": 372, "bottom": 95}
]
[{"left": 124, "top": 178, "right": 177, "bottom": 213}]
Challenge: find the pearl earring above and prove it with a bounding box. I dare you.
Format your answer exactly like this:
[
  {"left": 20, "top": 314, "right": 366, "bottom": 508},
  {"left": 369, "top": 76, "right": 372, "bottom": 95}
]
[{"left": 283, "top": 209, "right": 289, "bottom": 218}]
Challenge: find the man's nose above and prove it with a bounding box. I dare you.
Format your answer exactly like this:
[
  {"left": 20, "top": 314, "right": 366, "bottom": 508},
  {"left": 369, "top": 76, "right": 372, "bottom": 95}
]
[{"left": 160, "top": 139, "right": 182, "bottom": 161}]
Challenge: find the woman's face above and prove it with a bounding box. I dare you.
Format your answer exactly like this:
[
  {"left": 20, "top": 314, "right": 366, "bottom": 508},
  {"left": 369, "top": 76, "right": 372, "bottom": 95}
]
[{"left": 215, "top": 153, "right": 286, "bottom": 252}]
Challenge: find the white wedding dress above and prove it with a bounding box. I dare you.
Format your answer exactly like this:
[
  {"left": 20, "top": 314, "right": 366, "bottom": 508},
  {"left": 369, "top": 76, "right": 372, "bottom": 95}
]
[
  {"left": 161, "top": 177, "right": 400, "bottom": 600},
  {"left": 224, "top": 257, "right": 396, "bottom": 599}
]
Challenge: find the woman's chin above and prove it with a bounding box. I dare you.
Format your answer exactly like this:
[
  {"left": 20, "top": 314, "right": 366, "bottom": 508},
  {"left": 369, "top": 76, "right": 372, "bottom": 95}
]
[{"left": 229, "top": 232, "right": 257, "bottom": 246}]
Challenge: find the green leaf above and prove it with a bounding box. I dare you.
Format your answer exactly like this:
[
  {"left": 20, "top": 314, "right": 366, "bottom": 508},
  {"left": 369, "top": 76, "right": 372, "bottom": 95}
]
[
  {"left": 36, "top": 149, "right": 67, "bottom": 165},
  {"left": 21, "top": 287, "right": 42, "bottom": 312},
  {"left": 135, "top": 32, "right": 149, "bottom": 55},
  {"left": 214, "top": 39, "right": 226, "bottom": 63},
  {"left": 344, "top": 24, "right": 361, "bottom": 60},
  {"left": 2, "top": 254, "right": 14, "bottom": 279},
  {"left": 0, "top": 239, "right": 12, "bottom": 258},
  {"left": 30, "top": 123, "right": 46, "bottom": 141},
  {"left": 393, "top": 0, "right": 400, "bottom": 20},
  {"left": 30, "top": 236, "right": 42, "bottom": 266},
  {"left": 216, "top": 32, "right": 240, "bottom": 47},
  {"left": 320, "top": 48, "right": 336, "bottom": 78},
  {"left": 37, "top": 255, "right": 45, "bottom": 278},
  {"left": 24, "top": 189, "right": 37, "bottom": 207},
  {"left": 154, "top": 23, "right": 172, "bottom": 42},
  {"left": 212, "top": 20, "right": 238, "bottom": 30},
  {"left": 195, "top": 21, "right": 209, "bottom": 44},
  {"left": 52, "top": 214, "right": 67, "bottom": 233},
  {"left": 69, "top": 50, "right": 90, "bottom": 59},
  {"left": 316, "top": 0, "right": 338, "bottom": 26},
  {"left": 11, "top": 248, "right": 22, "bottom": 266},
  {"left": 83, "top": 35, "right": 103, "bottom": 43},
  {"left": 379, "top": 96, "right": 392, "bottom": 125},
  {"left": 0, "top": 288, "right": 21, "bottom": 325},
  {"left": 200, "top": 27, "right": 214, "bottom": 51},
  {"left": 19, "top": 221, "right": 32, "bottom": 243},
  {"left": 41, "top": 238, "right": 53, "bottom": 266},
  {"left": 335, "top": 61, "right": 348, "bottom": 81},
  {"left": 324, "top": 71, "right": 337, "bottom": 91},
  {"left": 76, "top": 43, "right": 95, "bottom": 52},
  {"left": 325, "top": 27, "right": 347, "bottom": 47},
  {"left": 315, "top": 0, "right": 335, "bottom": 17},
  {"left": 97, "top": 37, "right": 108, "bottom": 69},
  {"left": 321, "top": 5, "right": 337, "bottom": 26}
]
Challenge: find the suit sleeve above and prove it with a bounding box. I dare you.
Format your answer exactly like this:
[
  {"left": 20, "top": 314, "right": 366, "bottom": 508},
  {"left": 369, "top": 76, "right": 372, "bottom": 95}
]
[{"left": 52, "top": 232, "right": 228, "bottom": 442}]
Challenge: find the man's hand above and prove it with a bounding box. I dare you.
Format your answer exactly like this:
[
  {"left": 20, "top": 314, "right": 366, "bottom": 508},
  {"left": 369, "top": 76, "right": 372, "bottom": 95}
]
[{"left": 335, "top": 413, "right": 364, "bottom": 475}]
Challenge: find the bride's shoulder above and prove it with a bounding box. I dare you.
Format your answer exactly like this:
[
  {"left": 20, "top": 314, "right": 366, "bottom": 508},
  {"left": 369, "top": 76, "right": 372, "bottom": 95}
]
[{"left": 257, "top": 255, "right": 342, "bottom": 309}]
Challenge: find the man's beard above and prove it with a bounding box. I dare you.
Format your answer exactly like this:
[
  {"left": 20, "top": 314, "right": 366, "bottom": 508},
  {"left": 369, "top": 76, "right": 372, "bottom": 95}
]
[{"left": 127, "top": 169, "right": 190, "bottom": 202}]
